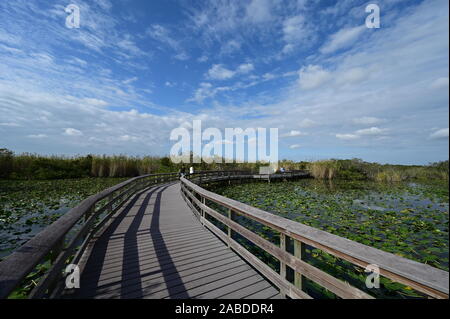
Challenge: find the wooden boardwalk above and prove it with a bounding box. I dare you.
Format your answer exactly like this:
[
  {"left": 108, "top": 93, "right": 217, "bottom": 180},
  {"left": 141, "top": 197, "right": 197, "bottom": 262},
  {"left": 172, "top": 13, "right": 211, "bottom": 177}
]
[
  {"left": 70, "top": 182, "right": 281, "bottom": 299},
  {"left": 1, "top": 171, "right": 447, "bottom": 299}
]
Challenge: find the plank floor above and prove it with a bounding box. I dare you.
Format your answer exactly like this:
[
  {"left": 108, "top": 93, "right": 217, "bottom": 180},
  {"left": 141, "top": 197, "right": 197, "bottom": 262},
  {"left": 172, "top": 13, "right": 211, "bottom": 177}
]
[{"left": 70, "top": 182, "right": 281, "bottom": 299}]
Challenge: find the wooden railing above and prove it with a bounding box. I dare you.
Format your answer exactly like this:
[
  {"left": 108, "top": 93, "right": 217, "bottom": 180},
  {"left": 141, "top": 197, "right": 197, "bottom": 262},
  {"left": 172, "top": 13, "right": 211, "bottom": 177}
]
[
  {"left": 186, "top": 169, "right": 310, "bottom": 184},
  {"left": 0, "top": 172, "right": 178, "bottom": 299},
  {"left": 180, "top": 172, "right": 449, "bottom": 299}
]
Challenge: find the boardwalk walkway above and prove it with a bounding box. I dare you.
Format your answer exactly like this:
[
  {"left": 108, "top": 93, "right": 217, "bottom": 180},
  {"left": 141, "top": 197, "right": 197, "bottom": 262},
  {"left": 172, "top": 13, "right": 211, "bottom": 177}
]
[{"left": 71, "top": 182, "right": 281, "bottom": 299}]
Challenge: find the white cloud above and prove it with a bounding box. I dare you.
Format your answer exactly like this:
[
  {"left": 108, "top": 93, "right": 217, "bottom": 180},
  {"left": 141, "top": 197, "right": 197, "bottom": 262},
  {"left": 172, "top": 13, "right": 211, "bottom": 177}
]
[
  {"left": 197, "top": 55, "right": 208, "bottom": 63},
  {"left": 1, "top": 0, "right": 448, "bottom": 164},
  {"left": 336, "top": 133, "right": 359, "bottom": 140},
  {"left": 430, "top": 77, "right": 449, "bottom": 89},
  {"left": 123, "top": 77, "right": 138, "bottom": 85},
  {"left": 207, "top": 64, "right": 236, "bottom": 80},
  {"left": 206, "top": 63, "right": 255, "bottom": 80},
  {"left": 336, "top": 127, "right": 388, "bottom": 141},
  {"left": 146, "top": 24, "right": 179, "bottom": 49},
  {"left": 245, "top": 0, "right": 273, "bottom": 23},
  {"left": 174, "top": 52, "right": 190, "bottom": 61},
  {"left": 262, "top": 73, "right": 276, "bottom": 80},
  {"left": 27, "top": 134, "right": 47, "bottom": 139},
  {"left": 299, "top": 119, "right": 316, "bottom": 128},
  {"left": 352, "top": 117, "right": 384, "bottom": 125},
  {"left": 118, "top": 135, "right": 139, "bottom": 142},
  {"left": 355, "top": 127, "right": 388, "bottom": 136},
  {"left": 146, "top": 24, "right": 188, "bottom": 60},
  {"left": 0, "top": 29, "right": 22, "bottom": 46},
  {"left": 116, "top": 37, "right": 145, "bottom": 57},
  {"left": 64, "top": 128, "right": 83, "bottom": 136},
  {"left": 430, "top": 128, "right": 449, "bottom": 139},
  {"left": 298, "top": 65, "right": 331, "bottom": 90},
  {"left": 289, "top": 144, "right": 301, "bottom": 149},
  {"left": 66, "top": 57, "right": 88, "bottom": 66},
  {"left": 0, "top": 44, "right": 23, "bottom": 54},
  {"left": 83, "top": 98, "right": 109, "bottom": 107},
  {"left": 320, "top": 25, "right": 366, "bottom": 54},
  {"left": 238, "top": 63, "right": 254, "bottom": 74},
  {"left": 281, "top": 130, "right": 306, "bottom": 137},
  {"left": 221, "top": 39, "right": 242, "bottom": 55},
  {"left": 187, "top": 82, "right": 232, "bottom": 103},
  {"left": 282, "top": 15, "right": 315, "bottom": 53},
  {"left": 0, "top": 122, "right": 20, "bottom": 127},
  {"left": 337, "top": 67, "right": 368, "bottom": 85}
]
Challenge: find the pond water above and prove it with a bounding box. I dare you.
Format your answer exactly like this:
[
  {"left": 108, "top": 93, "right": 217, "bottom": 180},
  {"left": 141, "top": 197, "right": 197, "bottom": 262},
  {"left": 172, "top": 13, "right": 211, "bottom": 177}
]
[
  {"left": 207, "top": 178, "right": 448, "bottom": 298},
  {"left": 0, "top": 178, "right": 128, "bottom": 259}
]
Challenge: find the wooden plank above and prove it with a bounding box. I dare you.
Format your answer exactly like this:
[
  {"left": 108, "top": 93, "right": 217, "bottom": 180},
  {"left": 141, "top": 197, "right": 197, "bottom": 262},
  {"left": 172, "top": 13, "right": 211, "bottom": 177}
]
[
  {"left": 193, "top": 274, "right": 264, "bottom": 299},
  {"left": 201, "top": 217, "right": 311, "bottom": 299},
  {"left": 294, "top": 239, "right": 302, "bottom": 290},
  {"left": 78, "top": 249, "right": 239, "bottom": 298},
  {"left": 81, "top": 241, "right": 227, "bottom": 283},
  {"left": 69, "top": 182, "right": 279, "bottom": 300},
  {"left": 213, "top": 279, "right": 272, "bottom": 299},
  {"left": 245, "top": 286, "right": 283, "bottom": 299},
  {"left": 192, "top": 196, "right": 373, "bottom": 299},
  {"left": 161, "top": 270, "right": 260, "bottom": 299},
  {"left": 94, "top": 254, "right": 245, "bottom": 299},
  {"left": 81, "top": 242, "right": 230, "bottom": 287},
  {"left": 181, "top": 177, "right": 449, "bottom": 298},
  {"left": 0, "top": 173, "right": 178, "bottom": 298}
]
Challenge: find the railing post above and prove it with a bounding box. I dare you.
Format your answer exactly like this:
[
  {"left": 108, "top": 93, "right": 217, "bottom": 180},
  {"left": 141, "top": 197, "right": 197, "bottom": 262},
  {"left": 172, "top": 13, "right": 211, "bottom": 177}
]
[
  {"left": 108, "top": 193, "right": 113, "bottom": 214},
  {"left": 85, "top": 205, "right": 94, "bottom": 223},
  {"left": 294, "top": 239, "right": 303, "bottom": 290},
  {"left": 280, "top": 233, "right": 286, "bottom": 298},
  {"left": 201, "top": 197, "right": 205, "bottom": 226},
  {"left": 227, "top": 208, "right": 232, "bottom": 247},
  {"left": 83, "top": 205, "right": 95, "bottom": 242}
]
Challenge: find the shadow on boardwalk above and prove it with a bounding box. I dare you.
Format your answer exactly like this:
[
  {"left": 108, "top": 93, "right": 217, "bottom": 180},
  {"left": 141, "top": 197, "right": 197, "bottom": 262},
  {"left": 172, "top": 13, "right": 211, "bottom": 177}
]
[{"left": 69, "top": 182, "right": 280, "bottom": 299}]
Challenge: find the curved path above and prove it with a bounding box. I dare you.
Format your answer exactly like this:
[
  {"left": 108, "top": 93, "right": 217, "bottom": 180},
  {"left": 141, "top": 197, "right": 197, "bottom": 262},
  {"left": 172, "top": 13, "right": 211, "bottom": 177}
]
[{"left": 70, "top": 182, "right": 281, "bottom": 299}]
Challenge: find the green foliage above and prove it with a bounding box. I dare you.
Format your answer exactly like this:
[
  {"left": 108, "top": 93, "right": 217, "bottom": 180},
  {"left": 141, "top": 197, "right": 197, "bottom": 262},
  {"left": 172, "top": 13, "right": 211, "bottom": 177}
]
[
  {"left": 0, "top": 148, "right": 448, "bottom": 182},
  {"left": 208, "top": 179, "right": 449, "bottom": 298},
  {"left": 308, "top": 158, "right": 449, "bottom": 182},
  {"left": 0, "top": 148, "right": 13, "bottom": 178}
]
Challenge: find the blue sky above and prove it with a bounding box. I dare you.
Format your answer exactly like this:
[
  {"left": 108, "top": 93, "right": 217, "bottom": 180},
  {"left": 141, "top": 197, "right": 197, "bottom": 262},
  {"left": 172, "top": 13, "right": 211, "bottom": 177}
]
[{"left": 0, "top": 0, "right": 448, "bottom": 164}]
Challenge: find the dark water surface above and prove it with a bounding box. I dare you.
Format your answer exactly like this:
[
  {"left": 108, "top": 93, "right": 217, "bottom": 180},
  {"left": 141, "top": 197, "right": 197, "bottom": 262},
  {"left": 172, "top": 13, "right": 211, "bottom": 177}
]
[{"left": 0, "top": 178, "right": 127, "bottom": 258}]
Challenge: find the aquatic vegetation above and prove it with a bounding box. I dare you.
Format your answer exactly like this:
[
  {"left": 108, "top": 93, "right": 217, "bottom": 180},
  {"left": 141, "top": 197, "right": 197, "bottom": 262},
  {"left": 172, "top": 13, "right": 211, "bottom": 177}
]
[
  {"left": 207, "top": 179, "right": 449, "bottom": 298},
  {"left": 307, "top": 158, "right": 449, "bottom": 182},
  {"left": 0, "top": 178, "right": 128, "bottom": 258}
]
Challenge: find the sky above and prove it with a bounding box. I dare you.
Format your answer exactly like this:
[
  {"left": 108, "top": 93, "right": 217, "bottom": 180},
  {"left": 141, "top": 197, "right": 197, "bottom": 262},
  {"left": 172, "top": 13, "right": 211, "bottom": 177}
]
[{"left": 0, "top": 0, "right": 448, "bottom": 165}]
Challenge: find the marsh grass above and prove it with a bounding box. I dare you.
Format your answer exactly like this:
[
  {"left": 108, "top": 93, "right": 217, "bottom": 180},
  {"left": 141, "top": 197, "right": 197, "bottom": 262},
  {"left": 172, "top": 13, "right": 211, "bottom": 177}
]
[
  {"left": 307, "top": 158, "right": 448, "bottom": 182},
  {"left": 0, "top": 148, "right": 448, "bottom": 182}
]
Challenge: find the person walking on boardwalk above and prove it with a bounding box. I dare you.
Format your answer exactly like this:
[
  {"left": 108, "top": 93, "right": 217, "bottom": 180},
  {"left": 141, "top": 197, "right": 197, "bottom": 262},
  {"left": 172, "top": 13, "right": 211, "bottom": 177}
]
[{"left": 179, "top": 165, "right": 186, "bottom": 178}]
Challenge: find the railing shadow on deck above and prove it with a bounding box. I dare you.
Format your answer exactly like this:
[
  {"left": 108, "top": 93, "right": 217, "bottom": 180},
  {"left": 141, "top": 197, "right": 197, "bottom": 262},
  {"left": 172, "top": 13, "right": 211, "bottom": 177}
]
[
  {"left": 0, "top": 173, "right": 179, "bottom": 299},
  {"left": 73, "top": 184, "right": 165, "bottom": 298},
  {"left": 75, "top": 182, "right": 189, "bottom": 299},
  {"left": 147, "top": 185, "right": 190, "bottom": 299}
]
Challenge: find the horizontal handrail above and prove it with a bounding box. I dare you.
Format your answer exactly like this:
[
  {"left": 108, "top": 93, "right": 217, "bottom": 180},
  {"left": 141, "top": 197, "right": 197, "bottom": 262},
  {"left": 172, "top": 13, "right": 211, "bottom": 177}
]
[
  {"left": 0, "top": 172, "right": 178, "bottom": 299},
  {"left": 180, "top": 173, "right": 449, "bottom": 299}
]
